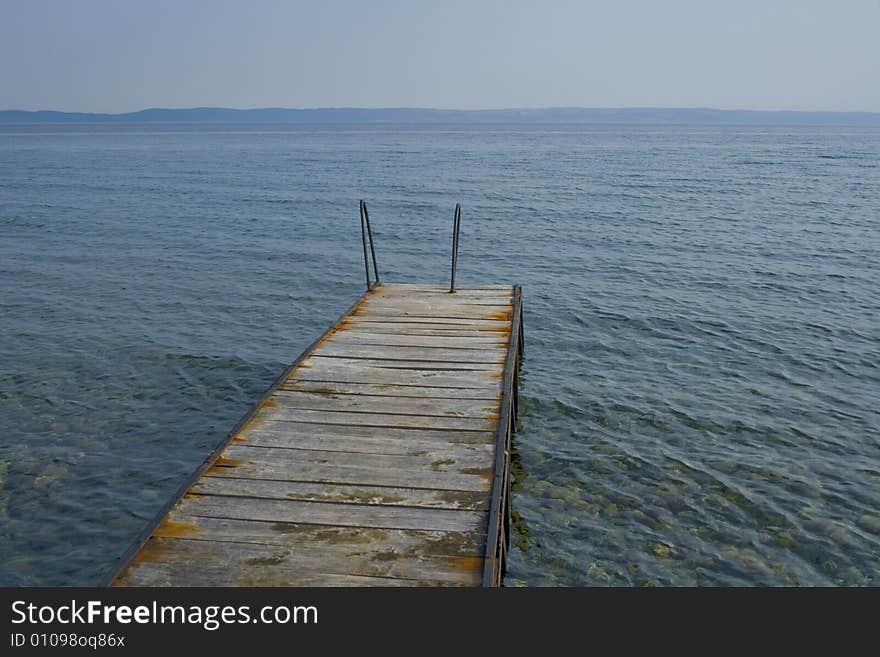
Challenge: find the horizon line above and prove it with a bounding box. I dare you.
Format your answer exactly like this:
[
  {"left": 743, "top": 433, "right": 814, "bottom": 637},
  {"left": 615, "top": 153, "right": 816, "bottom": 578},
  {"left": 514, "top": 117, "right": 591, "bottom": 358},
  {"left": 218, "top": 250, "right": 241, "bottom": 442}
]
[{"left": 3, "top": 105, "right": 880, "bottom": 115}]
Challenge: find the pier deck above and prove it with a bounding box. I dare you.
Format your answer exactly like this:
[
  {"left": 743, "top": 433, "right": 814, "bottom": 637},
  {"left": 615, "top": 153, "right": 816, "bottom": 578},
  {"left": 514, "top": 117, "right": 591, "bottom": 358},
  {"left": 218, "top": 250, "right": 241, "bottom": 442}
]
[{"left": 111, "top": 283, "right": 522, "bottom": 587}]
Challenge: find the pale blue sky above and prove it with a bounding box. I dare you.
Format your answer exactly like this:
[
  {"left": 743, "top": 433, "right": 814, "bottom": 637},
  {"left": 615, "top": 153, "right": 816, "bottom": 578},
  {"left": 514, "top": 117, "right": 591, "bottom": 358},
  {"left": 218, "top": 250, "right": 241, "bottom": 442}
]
[{"left": 2, "top": 0, "right": 878, "bottom": 112}]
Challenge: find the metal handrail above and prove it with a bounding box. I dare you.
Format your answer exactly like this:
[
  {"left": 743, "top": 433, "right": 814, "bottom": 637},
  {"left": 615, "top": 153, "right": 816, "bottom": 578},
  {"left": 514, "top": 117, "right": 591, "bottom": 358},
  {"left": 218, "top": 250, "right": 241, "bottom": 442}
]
[
  {"left": 360, "top": 200, "right": 464, "bottom": 292},
  {"left": 359, "top": 199, "right": 380, "bottom": 290},
  {"left": 449, "top": 203, "right": 461, "bottom": 293}
]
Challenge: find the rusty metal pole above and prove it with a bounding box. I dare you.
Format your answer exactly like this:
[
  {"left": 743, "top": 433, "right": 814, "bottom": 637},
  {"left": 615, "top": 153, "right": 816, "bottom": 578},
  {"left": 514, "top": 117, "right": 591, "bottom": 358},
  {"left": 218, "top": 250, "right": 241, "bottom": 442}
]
[
  {"left": 449, "top": 203, "right": 461, "bottom": 293},
  {"left": 359, "top": 200, "right": 372, "bottom": 290},
  {"left": 362, "top": 200, "right": 379, "bottom": 286}
]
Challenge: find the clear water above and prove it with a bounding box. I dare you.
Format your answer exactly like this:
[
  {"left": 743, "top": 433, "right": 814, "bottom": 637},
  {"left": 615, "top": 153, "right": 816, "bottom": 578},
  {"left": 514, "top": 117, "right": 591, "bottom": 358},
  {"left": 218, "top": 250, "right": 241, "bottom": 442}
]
[{"left": 1, "top": 123, "right": 878, "bottom": 586}]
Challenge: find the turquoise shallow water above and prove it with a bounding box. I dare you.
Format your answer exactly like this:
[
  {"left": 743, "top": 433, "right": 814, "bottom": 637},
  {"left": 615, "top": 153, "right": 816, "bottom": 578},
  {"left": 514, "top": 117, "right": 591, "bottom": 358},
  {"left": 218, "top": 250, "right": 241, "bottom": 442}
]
[{"left": 1, "top": 123, "right": 878, "bottom": 586}]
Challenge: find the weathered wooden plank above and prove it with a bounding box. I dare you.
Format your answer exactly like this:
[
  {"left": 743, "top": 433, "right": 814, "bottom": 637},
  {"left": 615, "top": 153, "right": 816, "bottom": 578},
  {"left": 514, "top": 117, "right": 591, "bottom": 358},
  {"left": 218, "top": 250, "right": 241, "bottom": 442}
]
[
  {"left": 370, "top": 287, "right": 510, "bottom": 295},
  {"left": 360, "top": 291, "right": 513, "bottom": 308},
  {"left": 376, "top": 284, "right": 510, "bottom": 292},
  {"left": 366, "top": 287, "right": 510, "bottom": 296},
  {"left": 119, "top": 564, "right": 423, "bottom": 587},
  {"left": 205, "top": 459, "right": 491, "bottom": 492},
  {"left": 373, "top": 290, "right": 510, "bottom": 298},
  {"left": 314, "top": 343, "right": 505, "bottom": 364},
  {"left": 209, "top": 434, "right": 495, "bottom": 487},
  {"left": 241, "top": 418, "right": 496, "bottom": 444},
  {"left": 335, "top": 331, "right": 506, "bottom": 343},
  {"left": 267, "top": 390, "right": 500, "bottom": 417},
  {"left": 277, "top": 379, "right": 500, "bottom": 399},
  {"left": 333, "top": 326, "right": 509, "bottom": 338},
  {"left": 347, "top": 323, "right": 506, "bottom": 332},
  {"left": 344, "top": 315, "right": 510, "bottom": 326},
  {"left": 292, "top": 366, "right": 502, "bottom": 388},
  {"left": 354, "top": 310, "right": 512, "bottom": 322},
  {"left": 337, "top": 327, "right": 509, "bottom": 339},
  {"left": 116, "top": 537, "right": 481, "bottom": 586},
  {"left": 176, "top": 494, "right": 486, "bottom": 532},
  {"left": 342, "top": 315, "right": 508, "bottom": 326},
  {"left": 256, "top": 406, "right": 496, "bottom": 432},
  {"left": 301, "top": 355, "right": 502, "bottom": 372},
  {"left": 219, "top": 444, "right": 491, "bottom": 475},
  {"left": 152, "top": 515, "right": 486, "bottom": 556},
  {"left": 365, "top": 302, "right": 512, "bottom": 312},
  {"left": 237, "top": 424, "right": 496, "bottom": 457},
  {"left": 191, "top": 477, "right": 489, "bottom": 510},
  {"left": 326, "top": 331, "right": 507, "bottom": 348},
  {"left": 362, "top": 297, "right": 513, "bottom": 308},
  {"left": 361, "top": 294, "right": 510, "bottom": 304}
]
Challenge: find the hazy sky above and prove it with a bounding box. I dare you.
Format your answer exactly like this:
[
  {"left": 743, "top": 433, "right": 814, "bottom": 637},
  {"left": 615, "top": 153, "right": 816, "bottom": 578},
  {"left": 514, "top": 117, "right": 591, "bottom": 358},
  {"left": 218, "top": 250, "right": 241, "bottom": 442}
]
[{"left": 2, "top": 0, "right": 879, "bottom": 112}]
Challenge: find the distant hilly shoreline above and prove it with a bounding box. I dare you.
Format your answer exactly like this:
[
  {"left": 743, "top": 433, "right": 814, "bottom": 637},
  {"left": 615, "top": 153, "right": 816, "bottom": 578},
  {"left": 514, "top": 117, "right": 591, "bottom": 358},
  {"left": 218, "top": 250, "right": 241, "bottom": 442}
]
[{"left": 2, "top": 107, "right": 880, "bottom": 125}]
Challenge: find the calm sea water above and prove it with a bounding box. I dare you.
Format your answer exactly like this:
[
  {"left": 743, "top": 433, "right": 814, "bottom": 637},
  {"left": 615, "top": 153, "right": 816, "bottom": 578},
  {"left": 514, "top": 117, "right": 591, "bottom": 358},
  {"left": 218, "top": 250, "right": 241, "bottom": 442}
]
[{"left": 1, "top": 123, "right": 878, "bottom": 586}]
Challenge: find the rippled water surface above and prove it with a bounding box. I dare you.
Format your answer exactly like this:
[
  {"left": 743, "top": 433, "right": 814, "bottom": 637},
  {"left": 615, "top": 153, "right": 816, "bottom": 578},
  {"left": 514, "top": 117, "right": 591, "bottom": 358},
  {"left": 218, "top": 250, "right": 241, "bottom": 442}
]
[{"left": 1, "top": 123, "right": 878, "bottom": 586}]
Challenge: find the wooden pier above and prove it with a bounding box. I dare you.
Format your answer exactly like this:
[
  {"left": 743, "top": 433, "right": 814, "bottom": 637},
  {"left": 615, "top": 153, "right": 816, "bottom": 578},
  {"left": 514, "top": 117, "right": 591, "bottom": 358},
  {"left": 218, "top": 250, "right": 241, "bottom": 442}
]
[{"left": 110, "top": 282, "right": 523, "bottom": 587}]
